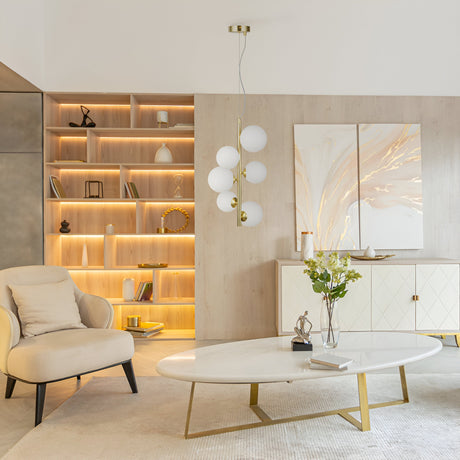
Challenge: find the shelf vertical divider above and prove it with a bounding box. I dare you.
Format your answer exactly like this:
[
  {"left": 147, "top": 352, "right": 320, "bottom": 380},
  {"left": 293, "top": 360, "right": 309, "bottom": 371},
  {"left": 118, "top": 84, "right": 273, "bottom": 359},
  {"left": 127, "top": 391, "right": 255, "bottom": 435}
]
[
  {"left": 130, "top": 95, "right": 139, "bottom": 128},
  {"left": 87, "top": 130, "right": 96, "bottom": 163},
  {"left": 104, "top": 235, "right": 117, "bottom": 269}
]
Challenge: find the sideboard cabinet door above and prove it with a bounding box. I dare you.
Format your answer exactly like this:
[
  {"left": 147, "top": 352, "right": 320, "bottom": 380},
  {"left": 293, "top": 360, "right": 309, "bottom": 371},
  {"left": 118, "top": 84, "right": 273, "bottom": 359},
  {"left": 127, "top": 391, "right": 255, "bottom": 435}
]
[
  {"left": 371, "top": 265, "right": 415, "bottom": 331},
  {"left": 415, "top": 264, "right": 460, "bottom": 330},
  {"left": 339, "top": 265, "right": 371, "bottom": 331}
]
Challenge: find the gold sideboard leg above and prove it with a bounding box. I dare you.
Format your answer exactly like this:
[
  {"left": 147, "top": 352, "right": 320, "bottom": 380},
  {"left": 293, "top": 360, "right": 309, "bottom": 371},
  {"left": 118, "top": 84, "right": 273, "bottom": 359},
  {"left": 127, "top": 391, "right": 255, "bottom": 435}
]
[
  {"left": 399, "top": 366, "right": 409, "bottom": 403},
  {"left": 250, "top": 383, "right": 259, "bottom": 406},
  {"left": 184, "top": 382, "right": 196, "bottom": 439},
  {"left": 357, "top": 373, "right": 370, "bottom": 431},
  {"left": 455, "top": 334, "right": 460, "bottom": 347}
]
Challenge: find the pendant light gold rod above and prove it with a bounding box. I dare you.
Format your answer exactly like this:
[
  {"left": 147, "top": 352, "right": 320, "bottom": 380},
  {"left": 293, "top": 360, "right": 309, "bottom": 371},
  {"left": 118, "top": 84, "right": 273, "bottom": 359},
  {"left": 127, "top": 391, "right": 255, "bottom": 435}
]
[{"left": 237, "top": 117, "right": 243, "bottom": 226}]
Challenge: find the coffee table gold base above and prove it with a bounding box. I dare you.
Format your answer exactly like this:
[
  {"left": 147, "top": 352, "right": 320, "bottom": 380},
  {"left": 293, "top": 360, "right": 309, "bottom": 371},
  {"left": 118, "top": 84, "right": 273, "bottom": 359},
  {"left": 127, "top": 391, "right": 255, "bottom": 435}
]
[{"left": 184, "top": 365, "right": 409, "bottom": 439}]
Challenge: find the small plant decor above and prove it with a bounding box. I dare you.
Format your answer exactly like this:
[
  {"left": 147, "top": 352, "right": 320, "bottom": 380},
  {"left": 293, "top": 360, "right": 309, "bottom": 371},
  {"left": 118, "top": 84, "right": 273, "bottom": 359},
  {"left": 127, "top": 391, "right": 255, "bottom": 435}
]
[{"left": 303, "top": 251, "right": 362, "bottom": 347}]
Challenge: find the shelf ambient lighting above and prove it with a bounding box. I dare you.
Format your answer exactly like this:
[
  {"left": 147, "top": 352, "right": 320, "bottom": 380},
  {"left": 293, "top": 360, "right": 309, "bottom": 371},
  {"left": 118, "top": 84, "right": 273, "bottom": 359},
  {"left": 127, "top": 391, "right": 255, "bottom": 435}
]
[
  {"left": 114, "top": 234, "right": 195, "bottom": 238},
  {"left": 139, "top": 105, "right": 194, "bottom": 109},
  {"left": 128, "top": 169, "right": 194, "bottom": 173},
  {"left": 59, "top": 104, "right": 131, "bottom": 108},
  {"left": 60, "top": 170, "right": 120, "bottom": 173},
  {"left": 56, "top": 234, "right": 104, "bottom": 237},
  {"left": 59, "top": 136, "right": 87, "bottom": 140},
  {"left": 100, "top": 137, "right": 194, "bottom": 142}
]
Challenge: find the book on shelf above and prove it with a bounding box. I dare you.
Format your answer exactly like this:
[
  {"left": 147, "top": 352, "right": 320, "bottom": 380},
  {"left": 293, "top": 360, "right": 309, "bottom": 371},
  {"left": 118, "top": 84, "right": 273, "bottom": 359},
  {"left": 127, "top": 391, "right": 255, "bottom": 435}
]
[
  {"left": 127, "top": 328, "right": 163, "bottom": 338},
  {"left": 49, "top": 175, "right": 67, "bottom": 198},
  {"left": 134, "top": 281, "right": 153, "bottom": 301},
  {"left": 125, "top": 321, "right": 164, "bottom": 333},
  {"left": 309, "top": 354, "right": 353, "bottom": 369},
  {"left": 129, "top": 182, "right": 140, "bottom": 198},
  {"left": 124, "top": 182, "right": 133, "bottom": 198}
]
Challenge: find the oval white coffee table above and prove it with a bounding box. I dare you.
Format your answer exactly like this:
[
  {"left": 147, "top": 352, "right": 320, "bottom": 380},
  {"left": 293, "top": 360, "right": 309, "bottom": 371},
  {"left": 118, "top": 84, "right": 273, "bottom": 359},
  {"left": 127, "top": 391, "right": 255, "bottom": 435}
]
[{"left": 156, "top": 332, "right": 441, "bottom": 438}]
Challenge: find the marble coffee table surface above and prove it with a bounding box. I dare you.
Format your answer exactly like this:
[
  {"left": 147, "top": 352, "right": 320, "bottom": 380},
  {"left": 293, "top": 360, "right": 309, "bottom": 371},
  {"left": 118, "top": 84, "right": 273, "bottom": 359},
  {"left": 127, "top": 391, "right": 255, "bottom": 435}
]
[{"left": 156, "top": 332, "right": 441, "bottom": 383}]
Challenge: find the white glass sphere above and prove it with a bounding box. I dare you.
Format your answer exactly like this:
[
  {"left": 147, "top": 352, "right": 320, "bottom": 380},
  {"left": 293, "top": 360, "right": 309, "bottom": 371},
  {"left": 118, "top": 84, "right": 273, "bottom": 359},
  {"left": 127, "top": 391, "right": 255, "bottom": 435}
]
[
  {"left": 241, "top": 201, "right": 263, "bottom": 227},
  {"left": 216, "top": 146, "right": 240, "bottom": 169},
  {"left": 216, "top": 191, "right": 237, "bottom": 213},
  {"left": 208, "top": 167, "right": 234, "bottom": 192},
  {"left": 240, "top": 125, "right": 267, "bottom": 152},
  {"left": 245, "top": 161, "right": 267, "bottom": 184}
]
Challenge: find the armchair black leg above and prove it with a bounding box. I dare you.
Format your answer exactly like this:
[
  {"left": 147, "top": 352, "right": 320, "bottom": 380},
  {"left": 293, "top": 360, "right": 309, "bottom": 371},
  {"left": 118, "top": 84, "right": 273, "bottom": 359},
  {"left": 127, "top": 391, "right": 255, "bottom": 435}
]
[
  {"left": 76, "top": 375, "right": 81, "bottom": 381},
  {"left": 5, "top": 377, "right": 16, "bottom": 399},
  {"left": 122, "top": 360, "right": 138, "bottom": 394},
  {"left": 35, "top": 383, "right": 46, "bottom": 426}
]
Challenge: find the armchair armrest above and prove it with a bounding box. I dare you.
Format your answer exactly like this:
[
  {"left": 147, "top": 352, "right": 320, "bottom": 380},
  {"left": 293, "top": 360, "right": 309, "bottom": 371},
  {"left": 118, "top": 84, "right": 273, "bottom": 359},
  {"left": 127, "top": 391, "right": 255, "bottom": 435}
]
[
  {"left": 0, "top": 305, "right": 20, "bottom": 374},
  {"left": 77, "top": 293, "right": 114, "bottom": 329}
]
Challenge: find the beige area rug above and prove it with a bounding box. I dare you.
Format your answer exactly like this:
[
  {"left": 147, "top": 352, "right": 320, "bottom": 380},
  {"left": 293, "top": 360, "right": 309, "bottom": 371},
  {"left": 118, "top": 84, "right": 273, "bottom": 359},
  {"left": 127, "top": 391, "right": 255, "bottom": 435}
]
[{"left": 3, "top": 374, "right": 460, "bottom": 460}]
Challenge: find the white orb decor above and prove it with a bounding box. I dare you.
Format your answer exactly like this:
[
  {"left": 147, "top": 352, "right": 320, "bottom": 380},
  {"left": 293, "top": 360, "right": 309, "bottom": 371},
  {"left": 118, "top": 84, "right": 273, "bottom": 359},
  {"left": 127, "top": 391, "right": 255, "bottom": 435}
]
[
  {"left": 208, "top": 167, "right": 234, "bottom": 193},
  {"left": 241, "top": 201, "right": 263, "bottom": 227},
  {"left": 240, "top": 125, "right": 267, "bottom": 152},
  {"left": 216, "top": 146, "right": 240, "bottom": 169},
  {"left": 245, "top": 161, "right": 267, "bottom": 184},
  {"left": 217, "top": 191, "right": 237, "bottom": 212}
]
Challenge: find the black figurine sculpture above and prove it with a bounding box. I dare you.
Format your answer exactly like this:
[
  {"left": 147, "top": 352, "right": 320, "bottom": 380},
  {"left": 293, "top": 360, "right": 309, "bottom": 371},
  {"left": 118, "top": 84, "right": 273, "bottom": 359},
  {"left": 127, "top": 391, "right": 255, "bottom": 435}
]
[
  {"left": 59, "top": 220, "right": 71, "bottom": 233},
  {"left": 69, "top": 105, "right": 96, "bottom": 128}
]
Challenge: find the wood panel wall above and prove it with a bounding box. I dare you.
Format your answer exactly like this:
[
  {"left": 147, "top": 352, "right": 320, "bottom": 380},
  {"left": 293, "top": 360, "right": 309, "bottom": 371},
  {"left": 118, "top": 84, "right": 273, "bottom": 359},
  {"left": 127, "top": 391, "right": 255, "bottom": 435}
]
[{"left": 195, "top": 94, "right": 460, "bottom": 340}]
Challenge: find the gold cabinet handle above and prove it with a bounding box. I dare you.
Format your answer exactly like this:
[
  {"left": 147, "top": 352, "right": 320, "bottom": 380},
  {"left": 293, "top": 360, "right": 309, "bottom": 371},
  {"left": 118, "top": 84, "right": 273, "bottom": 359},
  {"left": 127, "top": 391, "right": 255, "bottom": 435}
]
[{"left": 412, "top": 295, "right": 420, "bottom": 301}]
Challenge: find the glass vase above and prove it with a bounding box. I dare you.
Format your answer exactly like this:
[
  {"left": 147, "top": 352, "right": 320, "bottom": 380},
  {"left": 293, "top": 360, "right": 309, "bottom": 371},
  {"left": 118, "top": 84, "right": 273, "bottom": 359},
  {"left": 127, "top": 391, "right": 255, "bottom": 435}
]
[{"left": 320, "top": 297, "right": 340, "bottom": 349}]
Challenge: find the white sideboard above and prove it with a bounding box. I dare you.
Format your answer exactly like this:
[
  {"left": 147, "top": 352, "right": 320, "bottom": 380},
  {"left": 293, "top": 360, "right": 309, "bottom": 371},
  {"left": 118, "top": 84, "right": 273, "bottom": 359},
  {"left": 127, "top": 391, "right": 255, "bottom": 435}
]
[{"left": 276, "top": 258, "right": 460, "bottom": 335}]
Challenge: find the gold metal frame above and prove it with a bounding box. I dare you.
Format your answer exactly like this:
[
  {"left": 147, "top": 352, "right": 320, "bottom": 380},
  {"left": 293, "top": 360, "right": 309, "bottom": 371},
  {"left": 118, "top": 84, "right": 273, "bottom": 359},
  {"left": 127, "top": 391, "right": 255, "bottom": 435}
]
[{"left": 183, "top": 366, "right": 410, "bottom": 439}]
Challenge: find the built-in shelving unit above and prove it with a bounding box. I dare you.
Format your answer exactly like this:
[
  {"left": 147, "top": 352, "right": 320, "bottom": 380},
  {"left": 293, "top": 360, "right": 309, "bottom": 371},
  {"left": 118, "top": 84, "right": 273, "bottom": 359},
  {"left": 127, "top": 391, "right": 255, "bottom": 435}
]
[{"left": 43, "top": 93, "right": 195, "bottom": 338}]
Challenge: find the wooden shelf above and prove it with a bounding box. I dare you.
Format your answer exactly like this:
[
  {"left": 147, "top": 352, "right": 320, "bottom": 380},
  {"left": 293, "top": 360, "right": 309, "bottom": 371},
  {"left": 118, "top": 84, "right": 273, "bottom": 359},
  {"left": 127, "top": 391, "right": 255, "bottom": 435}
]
[
  {"left": 131, "top": 329, "right": 195, "bottom": 340},
  {"left": 44, "top": 92, "right": 195, "bottom": 334}
]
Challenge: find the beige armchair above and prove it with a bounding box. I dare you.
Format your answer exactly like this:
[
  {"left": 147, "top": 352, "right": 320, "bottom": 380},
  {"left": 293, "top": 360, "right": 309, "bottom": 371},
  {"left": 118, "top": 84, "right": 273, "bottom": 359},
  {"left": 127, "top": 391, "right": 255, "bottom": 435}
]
[{"left": 0, "top": 265, "right": 137, "bottom": 426}]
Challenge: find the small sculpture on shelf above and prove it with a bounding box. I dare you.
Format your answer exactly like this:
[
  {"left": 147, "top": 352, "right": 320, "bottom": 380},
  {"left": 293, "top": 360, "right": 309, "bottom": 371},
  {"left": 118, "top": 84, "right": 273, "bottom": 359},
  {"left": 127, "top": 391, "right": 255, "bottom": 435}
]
[
  {"left": 292, "top": 310, "right": 313, "bottom": 351},
  {"left": 172, "top": 173, "right": 184, "bottom": 198},
  {"left": 154, "top": 143, "right": 173, "bottom": 163},
  {"left": 59, "top": 220, "right": 71, "bottom": 233},
  {"left": 69, "top": 105, "right": 96, "bottom": 128}
]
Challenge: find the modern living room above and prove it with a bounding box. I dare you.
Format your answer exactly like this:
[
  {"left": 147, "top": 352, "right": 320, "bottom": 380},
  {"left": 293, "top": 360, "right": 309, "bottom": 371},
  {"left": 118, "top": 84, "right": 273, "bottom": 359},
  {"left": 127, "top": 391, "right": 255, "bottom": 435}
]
[{"left": 1, "top": 1, "right": 460, "bottom": 459}]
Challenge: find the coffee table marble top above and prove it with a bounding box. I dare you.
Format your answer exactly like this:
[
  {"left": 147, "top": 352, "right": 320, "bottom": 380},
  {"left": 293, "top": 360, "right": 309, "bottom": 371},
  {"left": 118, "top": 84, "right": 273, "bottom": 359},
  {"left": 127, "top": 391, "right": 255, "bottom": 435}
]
[{"left": 156, "top": 332, "right": 441, "bottom": 384}]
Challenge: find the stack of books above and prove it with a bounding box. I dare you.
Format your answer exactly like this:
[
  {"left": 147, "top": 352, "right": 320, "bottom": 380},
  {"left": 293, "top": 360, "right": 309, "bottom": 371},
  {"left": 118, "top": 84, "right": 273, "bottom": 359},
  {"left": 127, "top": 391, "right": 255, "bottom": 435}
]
[
  {"left": 125, "top": 321, "right": 164, "bottom": 338},
  {"left": 134, "top": 281, "right": 153, "bottom": 301},
  {"left": 124, "top": 182, "right": 140, "bottom": 198},
  {"left": 309, "top": 354, "right": 353, "bottom": 371}
]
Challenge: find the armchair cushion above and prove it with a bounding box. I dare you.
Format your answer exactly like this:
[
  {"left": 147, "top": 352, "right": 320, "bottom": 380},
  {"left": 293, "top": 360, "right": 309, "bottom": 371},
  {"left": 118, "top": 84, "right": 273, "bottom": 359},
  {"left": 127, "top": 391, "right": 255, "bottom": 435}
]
[
  {"left": 7, "top": 328, "right": 134, "bottom": 382},
  {"left": 9, "top": 279, "right": 86, "bottom": 338}
]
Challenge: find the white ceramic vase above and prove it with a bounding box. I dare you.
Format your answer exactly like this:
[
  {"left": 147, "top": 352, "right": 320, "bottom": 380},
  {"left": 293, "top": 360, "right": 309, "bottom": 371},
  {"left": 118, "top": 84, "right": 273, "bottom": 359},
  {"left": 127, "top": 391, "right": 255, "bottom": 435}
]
[{"left": 154, "top": 143, "right": 173, "bottom": 163}]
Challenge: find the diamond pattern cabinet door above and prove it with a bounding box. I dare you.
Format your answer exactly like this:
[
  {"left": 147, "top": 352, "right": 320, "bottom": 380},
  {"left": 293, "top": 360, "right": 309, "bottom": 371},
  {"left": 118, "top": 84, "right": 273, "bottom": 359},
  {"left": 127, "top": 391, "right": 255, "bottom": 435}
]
[
  {"left": 340, "top": 265, "right": 371, "bottom": 331},
  {"left": 415, "top": 264, "right": 460, "bottom": 330},
  {"left": 371, "top": 265, "right": 415, "bottom": 331},
  {"left": 279, "top": 266, "right": 322, "bottom": 334}
]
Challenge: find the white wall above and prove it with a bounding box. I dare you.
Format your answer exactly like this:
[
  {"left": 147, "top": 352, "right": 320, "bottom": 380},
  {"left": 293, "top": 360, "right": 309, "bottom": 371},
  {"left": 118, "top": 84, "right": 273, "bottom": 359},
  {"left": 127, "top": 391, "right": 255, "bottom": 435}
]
[
  {"left": 2, "top": 0, "right": 460, "bottom": 95},
  {"left": 0, "top": 0, "right": 45, "bottom": 88}
]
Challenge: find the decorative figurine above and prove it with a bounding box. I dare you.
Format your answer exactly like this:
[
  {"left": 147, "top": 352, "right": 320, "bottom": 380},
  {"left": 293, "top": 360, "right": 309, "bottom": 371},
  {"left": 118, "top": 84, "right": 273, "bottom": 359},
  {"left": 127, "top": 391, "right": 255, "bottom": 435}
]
[
  {"left": 172, "top": 173, "right": 184, "bottom": 198},
  {"left": 69, "top": 105, "right": 96, "bottom": 128},
  {"left": 292, "top": 310, "right": 313, "bottom": 351},
  {"left": 59, "top": 220, "right": 71, "bottom": 233}
]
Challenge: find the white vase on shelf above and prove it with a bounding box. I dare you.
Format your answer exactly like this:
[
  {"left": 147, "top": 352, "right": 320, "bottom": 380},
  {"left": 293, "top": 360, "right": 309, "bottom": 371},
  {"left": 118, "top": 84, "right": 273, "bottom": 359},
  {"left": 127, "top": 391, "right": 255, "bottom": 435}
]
[{"left": 154, "top": 143, "right": 173, "bottom": 163}]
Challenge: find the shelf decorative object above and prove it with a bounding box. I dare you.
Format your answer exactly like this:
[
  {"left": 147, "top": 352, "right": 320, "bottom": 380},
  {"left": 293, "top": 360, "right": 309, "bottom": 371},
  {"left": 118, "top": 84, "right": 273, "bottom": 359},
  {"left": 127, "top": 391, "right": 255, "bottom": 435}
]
[
  {"left": 157, "top": 111, "right": 168, "bottom": 128},
  {"left": 84, "top": 180, "right": 103, "bottom": 198},
  {"left": 162, "top": 207, "right": 190, "bottom": 233},
  {"left": 69, "top": 105, "right": 96, "bottom": 128},
  {"left": 172, "top": 173, "right": 184, "bottom": 198},
  {"left": 154, "top": 143, "right": 173, "bottom": 163},
  {"left": 59, "top": 220, "right": 70, "bottom": 233},
  {"left": 303, "top": 252, "right": 361, "bottom": 348},
  {"left": 207, "top": 25, "right": 267, "bottom": 227}
]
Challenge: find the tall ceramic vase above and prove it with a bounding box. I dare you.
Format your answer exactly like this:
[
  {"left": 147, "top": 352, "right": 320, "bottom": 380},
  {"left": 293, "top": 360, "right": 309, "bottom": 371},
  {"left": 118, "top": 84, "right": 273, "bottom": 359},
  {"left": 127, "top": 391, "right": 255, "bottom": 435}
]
[{"left": 320, "top": 297, "right": 340, "bottom": 348}]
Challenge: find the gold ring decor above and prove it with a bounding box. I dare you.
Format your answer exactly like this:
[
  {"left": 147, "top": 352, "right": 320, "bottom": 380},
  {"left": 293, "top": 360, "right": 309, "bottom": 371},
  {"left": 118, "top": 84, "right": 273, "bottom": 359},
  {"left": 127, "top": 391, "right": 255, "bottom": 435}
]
[{"left": 162, "top": 207, "right": 190, "bottom": 233}]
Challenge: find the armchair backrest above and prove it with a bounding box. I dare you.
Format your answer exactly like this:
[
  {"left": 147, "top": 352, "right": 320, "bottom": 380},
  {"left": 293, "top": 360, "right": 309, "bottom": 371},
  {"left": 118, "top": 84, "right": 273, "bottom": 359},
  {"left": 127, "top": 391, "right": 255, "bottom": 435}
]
[{"left": 0, "top": 265, "right": 82, "bottom": 318}]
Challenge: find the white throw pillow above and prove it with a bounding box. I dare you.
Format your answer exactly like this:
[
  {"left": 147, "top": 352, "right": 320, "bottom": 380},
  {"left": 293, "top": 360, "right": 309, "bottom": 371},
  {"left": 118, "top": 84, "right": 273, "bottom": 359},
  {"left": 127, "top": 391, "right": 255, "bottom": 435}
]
[{"left": 9, "top": 279, "right": 86, "bottom": 338}]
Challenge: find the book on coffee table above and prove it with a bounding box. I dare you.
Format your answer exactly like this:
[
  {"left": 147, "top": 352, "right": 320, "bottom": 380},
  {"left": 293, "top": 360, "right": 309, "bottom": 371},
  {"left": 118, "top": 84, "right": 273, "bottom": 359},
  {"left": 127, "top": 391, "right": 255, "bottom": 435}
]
[
  {"left": 125, "top": 321, "right": 164, "bottom": 333},
  {"left": 310, "top": 354, "right": 353, "bottom": 369}
]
